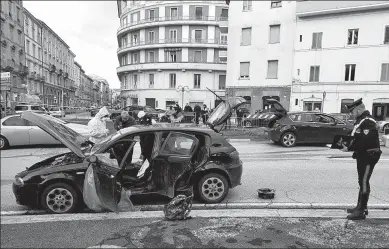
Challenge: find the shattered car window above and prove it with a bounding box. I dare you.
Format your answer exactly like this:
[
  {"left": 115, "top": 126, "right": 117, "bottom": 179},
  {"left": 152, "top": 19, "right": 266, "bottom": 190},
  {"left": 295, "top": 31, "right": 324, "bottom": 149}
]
[{"left": 161, "top": 133, "right": 196, "bottom": 156}]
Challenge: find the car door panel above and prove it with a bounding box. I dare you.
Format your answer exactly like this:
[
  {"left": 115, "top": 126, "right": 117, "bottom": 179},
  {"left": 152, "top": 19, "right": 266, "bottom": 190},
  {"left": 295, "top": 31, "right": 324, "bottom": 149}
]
[
  {"left": 2, "top": 116, "right": 31, "bottom": 146},
  {"left": 90, "top": 154, "right": 122, "bottom": 212},
  {"left": 152, "top": 132, "right": 199, "bottom": 198},
  {"left": 28, "top": 126, "right": 60, "bottom": 145}
]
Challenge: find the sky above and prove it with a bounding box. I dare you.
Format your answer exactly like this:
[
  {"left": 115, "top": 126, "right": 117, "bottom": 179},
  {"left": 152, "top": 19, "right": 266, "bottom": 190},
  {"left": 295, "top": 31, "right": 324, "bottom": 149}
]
[{"left": 23, "top": 1, "right": 121, "bottom": 89}]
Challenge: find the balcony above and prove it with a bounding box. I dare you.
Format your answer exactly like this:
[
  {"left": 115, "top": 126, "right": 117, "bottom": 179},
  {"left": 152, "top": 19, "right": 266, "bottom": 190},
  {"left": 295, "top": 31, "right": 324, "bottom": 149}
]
[
  {"left": 117, "top": 61, "right": 227, "bottom": 73},
  {"left": 117, "top": 16, "right": 228, "bottom": 35},
  {"left": 118, "top": 38, "right": 227, "bottom": 54}
]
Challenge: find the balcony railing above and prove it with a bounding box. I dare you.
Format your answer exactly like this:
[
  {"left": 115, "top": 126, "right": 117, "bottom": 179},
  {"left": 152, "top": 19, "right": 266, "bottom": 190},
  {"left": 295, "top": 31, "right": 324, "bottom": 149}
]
[
  {"left": 118, "top": 38, "right": 227, "bottom": 52},
  {"left": 118, "top": 15, "right": 228, "bottom": 32}
]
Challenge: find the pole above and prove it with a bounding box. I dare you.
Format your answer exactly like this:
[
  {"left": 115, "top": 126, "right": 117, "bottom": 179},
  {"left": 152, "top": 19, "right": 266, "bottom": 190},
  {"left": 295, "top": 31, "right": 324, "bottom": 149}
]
[
  {"left": 41, "top": 26, "right": 45, "bottom": 107},
  {"left": 181, "top": 88, "right": 184, "bottom": 108}
]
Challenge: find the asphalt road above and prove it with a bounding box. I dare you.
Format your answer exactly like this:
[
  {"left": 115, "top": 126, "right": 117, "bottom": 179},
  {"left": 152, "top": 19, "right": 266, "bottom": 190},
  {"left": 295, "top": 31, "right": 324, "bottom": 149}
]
[
  {"left": 2, "top": 214, "right": 389, "bottom": 248},
  {"left": 1, "top": 141, "right": 388, "bottom": 212}
]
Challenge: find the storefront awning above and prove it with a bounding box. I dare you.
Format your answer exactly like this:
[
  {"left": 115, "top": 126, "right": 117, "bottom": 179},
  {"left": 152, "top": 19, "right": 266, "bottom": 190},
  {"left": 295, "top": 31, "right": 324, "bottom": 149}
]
[{"left": 373, "top": 98, "right": 389, "bottom": 104}]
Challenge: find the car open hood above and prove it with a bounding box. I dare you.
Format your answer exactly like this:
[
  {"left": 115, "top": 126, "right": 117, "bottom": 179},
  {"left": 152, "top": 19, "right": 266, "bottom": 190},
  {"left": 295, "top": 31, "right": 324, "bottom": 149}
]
[
  {"left": 21, "top": 112, "right": 87, "bottom": 158},
  {"left": 206, "top": 97, "right": 247, "bottom": 129}
]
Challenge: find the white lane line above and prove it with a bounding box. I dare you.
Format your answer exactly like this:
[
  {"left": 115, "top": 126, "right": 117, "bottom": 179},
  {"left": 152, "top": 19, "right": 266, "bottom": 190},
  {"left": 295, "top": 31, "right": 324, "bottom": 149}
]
[{"left": 2, "top": 209, "right": 389, "bottom": 225}]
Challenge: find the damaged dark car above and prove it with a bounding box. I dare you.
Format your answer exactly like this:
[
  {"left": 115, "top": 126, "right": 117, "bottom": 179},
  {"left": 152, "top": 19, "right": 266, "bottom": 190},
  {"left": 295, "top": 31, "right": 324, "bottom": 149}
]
[{"left": 13, "top": 99, "right": 244, "bottom": 214}]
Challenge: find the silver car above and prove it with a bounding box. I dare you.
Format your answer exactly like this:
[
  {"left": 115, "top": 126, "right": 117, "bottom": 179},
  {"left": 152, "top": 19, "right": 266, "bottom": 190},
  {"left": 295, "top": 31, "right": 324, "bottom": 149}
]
[
  {"left": 0, "top": 113, "right": 90, "bottom": 150},
  {"left": 377, "top": 119, "right": 389, "bottom": 133}
]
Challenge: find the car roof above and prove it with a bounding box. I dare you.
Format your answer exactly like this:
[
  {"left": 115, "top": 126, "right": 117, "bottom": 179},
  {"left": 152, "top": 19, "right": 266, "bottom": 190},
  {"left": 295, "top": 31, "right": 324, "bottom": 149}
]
[{"left": 118, "top": 124, "right": 221, "bottom": 137}]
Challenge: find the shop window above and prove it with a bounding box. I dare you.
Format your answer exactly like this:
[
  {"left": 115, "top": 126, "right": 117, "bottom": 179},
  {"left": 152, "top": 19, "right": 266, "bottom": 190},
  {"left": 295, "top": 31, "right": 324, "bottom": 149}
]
[{"left": 340, "top": 99, "right": 354, "bottom": 113}]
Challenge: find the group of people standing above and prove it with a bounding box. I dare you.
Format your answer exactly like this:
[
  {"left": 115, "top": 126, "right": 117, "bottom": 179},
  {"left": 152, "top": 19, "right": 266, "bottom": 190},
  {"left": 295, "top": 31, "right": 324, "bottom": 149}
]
[{"left": 184, "top": 103, "right": 211, "bottom": 125}]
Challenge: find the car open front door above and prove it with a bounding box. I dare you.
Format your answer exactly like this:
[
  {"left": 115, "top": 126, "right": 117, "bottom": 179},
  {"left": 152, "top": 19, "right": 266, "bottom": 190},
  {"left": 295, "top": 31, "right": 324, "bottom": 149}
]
[
  {"left": 87, "top": 140, "right": 136, "bottom": 212},
  {"left": 151, "top": 132, "right": 199, "bottom": 198}
]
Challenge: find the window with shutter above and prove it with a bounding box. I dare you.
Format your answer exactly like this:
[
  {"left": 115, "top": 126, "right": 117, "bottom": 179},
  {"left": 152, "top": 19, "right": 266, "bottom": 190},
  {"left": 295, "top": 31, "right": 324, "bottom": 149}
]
[
  {"left": 194, "top": 51, "right": 202, "bottom": 63},
  {"left": 194, "top": 74, "right": 201, "bottom": 88},
  {"left": 241, "top": 27, "right": 251, "bottom": 46},
  {"left": 267, "top": 60, "right": 278, "bottom": 79},
  {"left": 240, "top": 62, "right": 250, "bottom": 78},
  {"left": 381, "top": 63, "right": 389, "bottom": 82},
  {"left": 309, "top": 66, "right": 320, "bottom": 82},
  {"left": 195, "top": 7, "right": 203, "bottom": 20},
  {"left": 384, "top": 26, "right": 389, "bottom": 44},
  {"left": 149, "top": 74, "right": 154, "bottom": 87},
  {"left": 219, "top": 75, "right": 226, "bottom": 89},
  {"left": 148, "top": 52, "right": 155, "bottom": 62},
  {"left": 269, "top": 25, "right": 280, "bottom": 44},
  {"left": 169, "top": 74, "right": 176, "bottom": 88},
  {"left": 345, "top": 64, "right": 356, "bottom": 81},
  {"left": 271, "top": 1, "right": 282, "bottom": 8},
  {"left": 243, "top": 0, "right": 252, "bottom": 11},
  {"left": 194, "top": 30, "right": 202, "bottom": 43},
  {"left": 347, "top": 29, "right": 358, "bottom": 45},
  {"left": 311, "top": 32, "right": 322, "bottom": 49}
]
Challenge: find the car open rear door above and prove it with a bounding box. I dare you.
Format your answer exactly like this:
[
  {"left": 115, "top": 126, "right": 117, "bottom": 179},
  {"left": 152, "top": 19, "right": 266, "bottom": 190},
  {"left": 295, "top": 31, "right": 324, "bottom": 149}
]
[{"left": 151, "top": 132, "right": 199, "bottom": 198}]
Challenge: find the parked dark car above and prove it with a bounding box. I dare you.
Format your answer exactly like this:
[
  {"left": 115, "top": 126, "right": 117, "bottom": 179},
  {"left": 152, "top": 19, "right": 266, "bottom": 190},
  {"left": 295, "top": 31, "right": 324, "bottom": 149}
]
[
  {"left": 265, "top": 99, "right": 354, "bottom": 147},
  {"left": 13, "top": 100, "right": 244, "bottom": 213}
]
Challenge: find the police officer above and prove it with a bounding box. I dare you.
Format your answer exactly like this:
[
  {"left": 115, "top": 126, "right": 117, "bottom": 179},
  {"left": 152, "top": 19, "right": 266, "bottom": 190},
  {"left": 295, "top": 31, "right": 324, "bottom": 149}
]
[{"left": 340, "top": 98, "right": 382, "bottom": 220}]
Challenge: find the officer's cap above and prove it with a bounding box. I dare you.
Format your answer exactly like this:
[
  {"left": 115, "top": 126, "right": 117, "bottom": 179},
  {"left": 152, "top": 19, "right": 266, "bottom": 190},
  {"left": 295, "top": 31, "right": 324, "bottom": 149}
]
[{"left": 345, "top": 98, "right": 363, "bottom": 112}]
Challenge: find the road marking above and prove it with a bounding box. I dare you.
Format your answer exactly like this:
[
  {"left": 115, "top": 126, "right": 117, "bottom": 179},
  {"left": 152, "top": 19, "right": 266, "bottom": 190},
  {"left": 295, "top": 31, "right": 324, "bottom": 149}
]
[{"left": 2, "top": 209, "right": 389, "bottom": 225}]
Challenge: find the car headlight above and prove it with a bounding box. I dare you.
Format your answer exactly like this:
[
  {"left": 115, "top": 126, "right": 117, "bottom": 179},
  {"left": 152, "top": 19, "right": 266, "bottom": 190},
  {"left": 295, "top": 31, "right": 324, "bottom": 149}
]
[{"left": 14, "top": 177, "right": 24, "bottom": 186}]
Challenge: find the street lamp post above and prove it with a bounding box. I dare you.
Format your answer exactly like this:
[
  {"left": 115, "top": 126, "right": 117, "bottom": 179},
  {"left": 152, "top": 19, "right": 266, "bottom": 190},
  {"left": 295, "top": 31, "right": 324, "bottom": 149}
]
[{"left": 176, "top": 85, "right": 190, "bottom": 108}]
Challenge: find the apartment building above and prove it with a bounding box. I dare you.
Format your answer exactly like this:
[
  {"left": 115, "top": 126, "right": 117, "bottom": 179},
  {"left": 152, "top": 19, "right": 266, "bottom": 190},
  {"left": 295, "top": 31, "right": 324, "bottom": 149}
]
[
  {"left": 80, "top": 69, "right": 93, "bottom": 107},
  {"left": 225, "top": 0, "right": 295, "bottom": 112},
  {"left": 74, "top": 61, "right": 81, "bottom": 106},
  {"left": 292, "top": 1, "right": 389, "bottom": 120},
  {"left": 0, "top": 0, "right": 28, "bottom": 108},
  {"left": 116, "top": 0, "right": 228, "bottom": 109},
  {"left": 88, "top": 74, "right": 111, "bottom": 106}
]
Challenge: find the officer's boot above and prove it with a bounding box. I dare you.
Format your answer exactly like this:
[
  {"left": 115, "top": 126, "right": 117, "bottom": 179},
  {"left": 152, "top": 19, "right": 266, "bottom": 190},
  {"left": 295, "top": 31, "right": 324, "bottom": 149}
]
[
  {"left": 347, "top": 193, "right": 369, "bottom": 220},
  {"left": 346, "top": 190, "right": 368, "bottom": 215}
]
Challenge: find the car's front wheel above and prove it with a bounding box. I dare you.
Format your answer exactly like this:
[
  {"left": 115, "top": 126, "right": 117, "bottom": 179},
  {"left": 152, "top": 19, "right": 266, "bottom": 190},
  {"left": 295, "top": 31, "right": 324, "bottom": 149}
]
[
  {"left": 41, "top": 183, "right": 80, "bottom": 214},
  {"left": 280, "top": 132, "right": 297, "bottom": 147},
  {"left": 0, "top": 135, "right": 10, "bottom": 150},
  {"left": 197, "top": 173, "right": 229, "bottom": 204}
]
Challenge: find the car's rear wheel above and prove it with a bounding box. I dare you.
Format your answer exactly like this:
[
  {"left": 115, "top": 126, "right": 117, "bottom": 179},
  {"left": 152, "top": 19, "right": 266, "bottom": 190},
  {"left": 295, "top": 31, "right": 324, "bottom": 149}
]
[
  {"left": 41, "top": 183, "right": 79, "bottom": 214},
  {"left": 197, "top": 173, "right": 229, "bottom": 204},
  {"left": 280, "top": 132, "right": 297, "bottom": 147},
  {"left": 245, "top": 121, "right": 252, "bottom": 127},
  {"left": 0, "top": 136, "right": 10, "bottom": 150}
]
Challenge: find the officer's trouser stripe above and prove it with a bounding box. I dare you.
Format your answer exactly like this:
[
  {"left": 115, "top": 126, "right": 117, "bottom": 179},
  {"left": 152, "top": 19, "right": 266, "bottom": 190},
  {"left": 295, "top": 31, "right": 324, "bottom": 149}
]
[{"left": 362, "top": 165, "right": 371, "bottom": 193}]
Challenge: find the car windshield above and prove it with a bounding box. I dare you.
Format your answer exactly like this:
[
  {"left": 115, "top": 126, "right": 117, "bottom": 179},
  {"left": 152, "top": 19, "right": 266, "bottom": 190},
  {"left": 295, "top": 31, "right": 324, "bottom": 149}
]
[
  {"left": 15, "top": 106, "right": 28, "bottom": 111},
  {"left": 50, "top": 107, "right": 60, "bottom": 111},
  {"left": 90, "top": 132, "right": 121, "bottom": 154}
]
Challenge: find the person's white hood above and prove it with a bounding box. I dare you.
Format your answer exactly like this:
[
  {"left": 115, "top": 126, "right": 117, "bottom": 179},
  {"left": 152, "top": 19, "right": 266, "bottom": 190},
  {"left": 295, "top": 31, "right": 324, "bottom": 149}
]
[
  {"left": 95, "top": 106, "right": 110, "bottom": 119},
  {"left": 88, "top": 106, "right": 110, "bottom": 144}
]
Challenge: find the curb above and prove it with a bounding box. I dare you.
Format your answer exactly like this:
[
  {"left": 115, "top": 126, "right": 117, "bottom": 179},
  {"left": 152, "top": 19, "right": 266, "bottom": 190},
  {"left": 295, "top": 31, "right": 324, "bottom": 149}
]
[
  {"left": 226, "top": 139, "right": 251, "bottom": 142},
  {"left": 2, "top": 203, "right": 389, "bottom": 216}
]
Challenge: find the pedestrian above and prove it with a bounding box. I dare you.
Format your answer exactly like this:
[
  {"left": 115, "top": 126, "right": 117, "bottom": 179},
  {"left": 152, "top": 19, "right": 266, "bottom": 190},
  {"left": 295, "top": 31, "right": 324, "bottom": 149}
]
[
  {"left": 340, "top": 98, "right": 382, "bottom": 220},
  {"left": 202, "top": 104, "right": 209, "bottom": 124},
  {"left": 184, "top": 103, "right": 193, "bottom": 112},
  {"left": 87, "top": 106, "right": 110, "bottom": 144},
  {"left": 114, "top": 111, "right": 136, "bottom": 131},
  {"left": 137, "top": 111, "right": 153, "bottom": 126},
  {"left": 194, "top": 104, "right": 202, "bottom": 125},
  {"left": 236, "top": 108, "right": 244, "bottom": 127}
]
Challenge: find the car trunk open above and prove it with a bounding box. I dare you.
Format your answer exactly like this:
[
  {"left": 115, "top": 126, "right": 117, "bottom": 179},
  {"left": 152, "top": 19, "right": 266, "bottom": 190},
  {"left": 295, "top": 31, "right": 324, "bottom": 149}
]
[
  {"left": 250, "top": 98, "right": 287, "bottom": 128},
  {"left": 206, "top": 97, "right": 247, "bottom": 131}
]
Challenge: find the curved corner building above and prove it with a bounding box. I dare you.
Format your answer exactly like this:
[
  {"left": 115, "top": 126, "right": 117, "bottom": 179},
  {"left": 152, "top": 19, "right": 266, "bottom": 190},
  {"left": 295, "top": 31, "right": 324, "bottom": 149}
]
[{"left": 116, "top": 0, "right": 228, "bottom": 109}]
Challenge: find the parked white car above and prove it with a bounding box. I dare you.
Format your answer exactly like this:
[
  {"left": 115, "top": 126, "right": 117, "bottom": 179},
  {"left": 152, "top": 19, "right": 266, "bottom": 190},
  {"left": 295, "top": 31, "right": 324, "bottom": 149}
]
[
  {"left": 49, "top": 107, "right": 66, "bottom": 118},
  {"left": 14, "top": 105, "right": 48, "bottom": 115},
  {"left": 377, "top": 119, "right": 389, "bottom": 133},
  {"left": 0, "top": 114, "right": 90, "bottom": 150}
]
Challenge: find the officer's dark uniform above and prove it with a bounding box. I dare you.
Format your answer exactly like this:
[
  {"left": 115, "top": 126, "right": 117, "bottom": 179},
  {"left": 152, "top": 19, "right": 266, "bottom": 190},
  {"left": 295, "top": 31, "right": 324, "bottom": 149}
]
[{"left": 345, "top": 98, "right": 382, "bottom": 220}]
